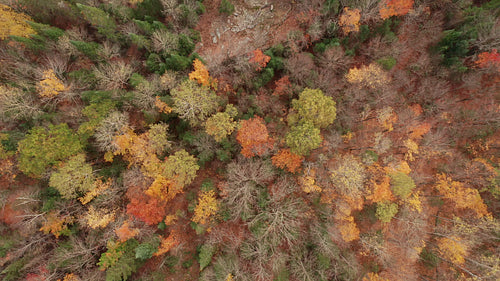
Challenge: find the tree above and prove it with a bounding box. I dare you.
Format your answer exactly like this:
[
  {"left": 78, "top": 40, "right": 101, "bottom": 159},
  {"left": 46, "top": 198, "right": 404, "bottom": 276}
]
[
  {"left": 272, "top": 149, "right": 304, "bottom": 173},
  {"left": 273, "top": 76, "right": 291, "bottom": 96},
  {"left": 287, "top": 88, "right": 337, "bottom": 129},
  {"left": 249, "top": 49, "right": 271, "bottom": 71},
  {"left": 49, "top": 154, "right": 95, "bottom": 199},
  {"left": 115, "top": 221, "right": 139, "bottom": 242},
  {"left": 346, "top": 63, "right": 390, "bottom": 89},
  {"left": 147, "top": 123, "right": 171, "bottom": 155},
  {"left": 437, "top": 236, "right": 467, "bottom": 265},
  {"left": 192, "top": 190, "right": 219, "bottom": 225},
  {"left": 286, "top": 122, "right": 322, "bottom": 156},
  {"left": 163, "top": 149, "right": 199, "bottom": 190},
  {"left": 189, "top": 58, "right": 217, "bottom": 88},
  {"left": 236, "top": 117, "right": 274, "bottom": 158},
  {"left": 475, "top": 49, "right": 500, "bottom": 71},
  {"left": 376, "top": 201, "right": 398, "bottom": 223},
  {"left": 171, "top": 80, "right": 219, "bottom": 126},
  {"left": 126, "top": 188, "right": 167, "bottom": 225},
  {"left": 37, "top": 69, "right": 66, "bottom": 98},
  {"left": 389, "top": 172, "right": 415, "bottom": 199},
  {"left": 0, "top": 85, "right": 42, "bottom": 121},
  {"left": 339, "top": 7, "right": 361, "bottom": 34},
  {"left": 299, "top": 168, "right": 321, "bottom": 193},
  {"left": 155, "top": 231, "right": 179, "bottom": 256},
  {"left": 0, "top": 4, "right": 36, "bottom": 40},
  {"left": 338, "top": 217, "right": 360, "bottom": 242},
  {"left": 85, "top": 206, "right": 115, "bottom": 229},
  {"left": 205, "top": 105, "right": 238, "bottom": 142},
  {"left": 330, "top": 155, "right": 366, "bottom": 197},
  {"left": 39, "top": 211, "right": 73, "bottom": 238},
  {"left": 379, "top": 0, "right": 414, "bottom": 20},
  {"left": 17, "top": 124, "right": 83, "bottom": 178},
  {"left": 435, "top": 174, "right": 489, "bottom": 218},
  {"left": 362, "top": 272, "right": 390, "bottom": 281}
]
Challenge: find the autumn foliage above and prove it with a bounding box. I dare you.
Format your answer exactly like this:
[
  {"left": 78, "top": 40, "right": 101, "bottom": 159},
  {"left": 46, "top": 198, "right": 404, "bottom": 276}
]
[
  {"left": 379, "top": 0, "right": 414, "bottom": 20},
  {"left": 189, "top": 58, "right": 217, "bottom": 88},
  {"left": 475, "top": 49, "right": 500, "bottom": 71},
  {"left": 435, "top": 174, "right": 489, "bottom": 218},
  {"left": 346, "top": 63, "right": 390, "bottom": 88},
  {"left": 0, "top": 4, "right": 36, "bottom": 40},
  {"left": 271, "top": 149, "right": 304, "bottom": 173},
  {"left": 236, "top": 117, "right": 273, "bottom": 158},
  {"left": 126, "top": 187, "right": 167, "bottom": 225},
  {"left": 339, "top": 7, "right": 361, "bottom": 34},
  {"left": 192, "top": 190, "right": 219, "bottom": 225},
  {"left": 37, "top": 69, "right": 66, "bottom": 98},
  {"left": 249, "top": 49, "right": 271, "bottom": 71},
  {"left": 115, "top": 221, "right": 140, "bottom": 242}
]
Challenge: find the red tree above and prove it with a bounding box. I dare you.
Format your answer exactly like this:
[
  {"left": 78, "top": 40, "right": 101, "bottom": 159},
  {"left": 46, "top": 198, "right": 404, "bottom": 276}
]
[{"left": 126, "top": 186, "right": 167, "bottom": 225}]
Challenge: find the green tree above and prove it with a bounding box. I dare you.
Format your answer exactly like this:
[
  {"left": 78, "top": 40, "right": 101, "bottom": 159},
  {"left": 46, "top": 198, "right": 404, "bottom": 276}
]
[
  {"left": 288, "top": 88, "right": 336, "bottom": 129},
  {"left": 49, "top": 154, "right": 95, "bottom": 200},
  {"left": 17, "top": 124, "right": 83, "bottom": 178},
  {"left": 163, "top": 149, "right": 199, "bottom": 188},
  {"left": 76, "top": 3, "right": 117, "bottom": 40},
  {"left": 389, "top": 172, "right": 416, "bottom": 199},
  {"left": 205, "top": 105, "right": 238, "bottom": 142},
  {"left": 171, "top": 80, "right": 219, "bottom": 126},
  {"left": 376, "top": 201, "right": 398, "bottom": 223},
  {"left": 285, "top": 122, "right": 322, "bottom": 156}
]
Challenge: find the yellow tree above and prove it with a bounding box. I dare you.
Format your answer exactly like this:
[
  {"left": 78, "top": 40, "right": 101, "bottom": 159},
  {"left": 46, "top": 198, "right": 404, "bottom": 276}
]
[
  {"left": 0, "top": 4, "right": 36, "bottom": 40},
  {"left": 37, "top": 69, "right": 67, "bottom": 98},
  {"left": 339, "top": 7, "right": 361, "bottom": 34},
  {"left": 435, "top": 174, "right": 489, "bottom": 218},
  {"left": 192, "top": 190, "right": 219, "bottom": 225},
  {"left": 437, "top": 236, "right": 467, "bottom": 265},
  {"left": 346, "top": 63, "right": 390, "bottom": 89},
  {"left": 40, "top": 211, "right": 74, "bottom": 238}
]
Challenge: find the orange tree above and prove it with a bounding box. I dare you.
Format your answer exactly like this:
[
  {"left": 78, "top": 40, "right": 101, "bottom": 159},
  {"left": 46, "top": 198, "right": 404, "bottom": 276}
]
[{"left": 236, "top": 116, "right": 273, "bottom": 158}]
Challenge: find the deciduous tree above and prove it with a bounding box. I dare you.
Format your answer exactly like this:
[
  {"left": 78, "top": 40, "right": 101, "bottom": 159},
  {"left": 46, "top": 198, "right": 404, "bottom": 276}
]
[
  {"left": 249, "top": 49, "right": 271, "bottom": 71},
  {"left": 171, "top": 80, "right": 219, "bottom": 126},
  {"left": 192, "top": 190, "right": 219, "bottom": 225},
  {"left": 287, "top": 88, "right": 336, "bottom": 129},
  {"left": 435, "top": 174, "right": 489, "bottom": 218},
  {"left": 379, "top": 0, "right": 414, "bottom": 20},
  {"left": 205, "top": 105, "right": 238, "bottom": 142},
  {"left": 0, "top": 4, "right": 36, "bottom": 40},
  {"left": 285, "top": 122, "right": 322, "bottom": 156},
  {"left": 346, "top": 63, "right": 390, "bottom": 89},
  {"left": 272, "top": 149, "right": 304, "bottom": 173},
  {"left": 49, "top": 154, "right": 95, "bottom": 200},
  {"left": 339, "top": 7, "right": 361, "bottom": 34},
  {"left": 37, "top": 69, "right": 66, "bottom": 98},
  {"left": 17, "top": 124, "right": 83, "bottom": 178},
  {"left": 189, "top": 58, "right": 217, "bottom": 88},
  {"left": 236, "top": 117, "right": 274, "bottom": 158},
  {"left": 437, "top": 236, "right": 467, "bottom": 265}
]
